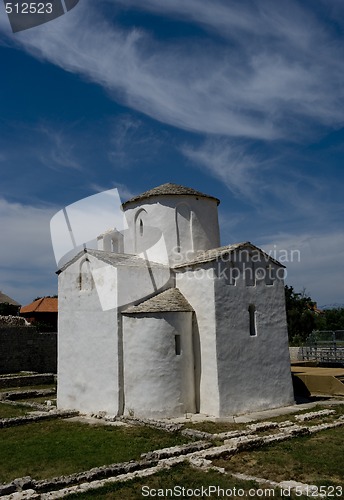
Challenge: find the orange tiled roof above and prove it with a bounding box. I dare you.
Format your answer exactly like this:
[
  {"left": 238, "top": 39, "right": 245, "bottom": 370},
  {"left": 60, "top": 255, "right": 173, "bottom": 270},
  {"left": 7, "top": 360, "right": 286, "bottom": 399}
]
[{"left": 20, "top": 297, "right": 58, "bottom": 314}]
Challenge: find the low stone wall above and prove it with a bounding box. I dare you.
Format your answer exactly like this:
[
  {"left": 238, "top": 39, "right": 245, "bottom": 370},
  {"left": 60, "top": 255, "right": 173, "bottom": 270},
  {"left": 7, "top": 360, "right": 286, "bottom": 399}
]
[
  {"left": 0, "top": 373, "right": 55, "bottom": 389},
  {"left": 0, "top": 409, "right": 78, "bottom": 429},
  {"left": 0, "top": 327, "right": 57, "bottom": 374},
  {"left": 0, "top": 316, "right": 29, "bottom": 327}
]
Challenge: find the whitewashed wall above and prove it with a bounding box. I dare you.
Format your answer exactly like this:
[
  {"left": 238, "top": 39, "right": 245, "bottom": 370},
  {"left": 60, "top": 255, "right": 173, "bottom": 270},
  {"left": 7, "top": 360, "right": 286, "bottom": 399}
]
[
  {"left": 116, "top": 260, "right": 172, "bottom": 309},
  {"left": 57, "top": 255, "right": 119, "bottom": 414},
  {"left": 214, "top": 257, "right": 294, "bottom": 416},
  {"left": 176, "top": 265, "right": 220, "bottom": 416},
  {"left": 176, "top": 255, "right": 294, "bottom": 417},
  {"left": 123, "top": 195, "right": 220, "bottom": 265},
  {"left": 58, "top": 252, "right": 173, "bottom": 415},
  {"left": 122, "top": 312, "right": 195, "bottom": 418}
]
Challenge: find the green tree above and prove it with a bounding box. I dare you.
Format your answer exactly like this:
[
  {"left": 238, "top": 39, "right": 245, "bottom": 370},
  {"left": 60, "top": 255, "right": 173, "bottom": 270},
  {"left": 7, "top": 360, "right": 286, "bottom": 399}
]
[
  {"left": 0, "top": 303, "right": 20, "bottom": 316},
  {"left": 284, "top": 286, "right": 317, "bottom": 345},
  {"left": 33, "top": 295, "right": 57, "bottom": 301},
  {"left": 318, "top": 308, "right": 344, "bottom": 331}
]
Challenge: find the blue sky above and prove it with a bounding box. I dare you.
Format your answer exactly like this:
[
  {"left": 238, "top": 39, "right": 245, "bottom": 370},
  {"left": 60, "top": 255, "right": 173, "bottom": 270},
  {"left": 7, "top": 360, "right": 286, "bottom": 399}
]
[{"left": 0, "top": 0, "right": 344, "bottom": 307}]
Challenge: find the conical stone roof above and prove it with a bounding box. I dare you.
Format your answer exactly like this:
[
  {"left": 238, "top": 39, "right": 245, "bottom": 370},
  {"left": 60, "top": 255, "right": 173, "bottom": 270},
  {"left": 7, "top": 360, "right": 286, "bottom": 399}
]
[{"left": 122, "top": 182, "right": 220, "bottom": 207}]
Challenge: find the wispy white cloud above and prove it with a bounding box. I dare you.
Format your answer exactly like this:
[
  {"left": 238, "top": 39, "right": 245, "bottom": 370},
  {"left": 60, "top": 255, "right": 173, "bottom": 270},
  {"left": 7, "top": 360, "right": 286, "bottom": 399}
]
[
  {"left": 1, "top": 0, "right": 343, "bottom": 306},
  {"left": 0, "top": 198, "right": 56, "bottom": 269},
  {"left": 0, "top": 121, "right": 82, "bottom": 175},
  {"left": 182, "top": 139, "right": 261, "bottom": 200},
  {"left": 38, "top": 125, "right": 82, "bottom": 171},
  {"left": 108, "top": 0, "right": 344, "bottom": 132},
  {"left": 1, "top": 0, "right": 343, "bottom": 141},
  {"left": 111, "top": 0, "right": 309, "bottom": 41},
  {"left": 182, "top": 137, "right": 341, "bottom": 231},
  {"left": 0, "top": 198, "right": 58, "bottom": 304},
  {"left": 0, "top": 120, "right": 86, "bottom": 205},
  {"left": 88, "top": 181, "right": 135, "bottom": 203},
  {"left": 108, "top": 115, "right": 163, "bottom": 167}
]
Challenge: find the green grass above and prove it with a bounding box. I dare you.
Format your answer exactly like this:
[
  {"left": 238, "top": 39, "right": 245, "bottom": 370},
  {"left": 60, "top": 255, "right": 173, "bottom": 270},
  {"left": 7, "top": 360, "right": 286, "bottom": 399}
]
[
  {"left": 0, "top": 402, "right": 30, "bottom": 418},
  {"left": 214, "top": 426, "right": 344, "bottom": 486},
  {"left": 15, "top": 396, "right": 56, "bottom": 405},
  {"left": 0, "top": 419, "right": 189, "bottom": 484}
]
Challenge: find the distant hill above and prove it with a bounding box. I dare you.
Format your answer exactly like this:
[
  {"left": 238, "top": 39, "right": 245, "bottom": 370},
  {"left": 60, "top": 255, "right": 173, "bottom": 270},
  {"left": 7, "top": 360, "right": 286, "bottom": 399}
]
[{"left": 320, "top": 303, "right": 344, "bottom": 310}]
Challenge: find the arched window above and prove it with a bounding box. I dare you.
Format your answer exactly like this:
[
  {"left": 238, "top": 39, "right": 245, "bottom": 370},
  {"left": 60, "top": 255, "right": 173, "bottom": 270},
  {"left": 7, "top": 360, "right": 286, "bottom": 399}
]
[
  {"left": 80, "top": 259, "right": 93, "bottom": 291},
  {"left": 134, "top": 208, "right": 147, "bottom": 252}
]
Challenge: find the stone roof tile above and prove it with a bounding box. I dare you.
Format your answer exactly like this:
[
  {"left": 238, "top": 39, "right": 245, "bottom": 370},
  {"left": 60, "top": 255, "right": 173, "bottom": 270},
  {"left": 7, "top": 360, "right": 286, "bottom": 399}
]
[
  {"left": 173, "top": 241, "right": 285, "bottom": 268},
  {"left": 57, "top": 248, "right": 169, "bottom": 274},
  {"left": 123, "top": 288, "right": 194, "bottom": 314},
  {"left": 122, "top": 182, "right": 220, "bottom": 207}
]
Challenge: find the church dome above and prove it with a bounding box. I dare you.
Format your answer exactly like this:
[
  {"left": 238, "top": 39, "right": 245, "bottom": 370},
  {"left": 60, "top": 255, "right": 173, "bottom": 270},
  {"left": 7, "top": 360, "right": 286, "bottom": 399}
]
[
  {"left": 122, "top": 182, "right": 221, "bottom": 264},
  {"left": 122, "top": 182, "right": 220, "bottom": 208}
]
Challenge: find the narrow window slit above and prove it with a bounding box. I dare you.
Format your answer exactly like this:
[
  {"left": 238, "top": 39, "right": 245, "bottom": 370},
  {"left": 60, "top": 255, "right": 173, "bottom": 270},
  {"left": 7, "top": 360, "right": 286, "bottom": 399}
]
[
  {"left": 248, "top": 304, "right": 257, "bottom": 337},
  {"left": 175, "top": 335, "right": 181, "bottom": 355}
]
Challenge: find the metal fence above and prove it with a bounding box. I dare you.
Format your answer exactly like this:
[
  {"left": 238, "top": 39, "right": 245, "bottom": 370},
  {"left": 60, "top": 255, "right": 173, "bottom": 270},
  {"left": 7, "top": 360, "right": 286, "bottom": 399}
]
[{"left": 301, "top": 330, "right": 344, "bottom": 364}]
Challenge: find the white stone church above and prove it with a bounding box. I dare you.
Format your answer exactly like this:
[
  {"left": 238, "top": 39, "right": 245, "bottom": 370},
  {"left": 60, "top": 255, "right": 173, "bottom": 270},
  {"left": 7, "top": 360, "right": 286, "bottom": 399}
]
[{"left": 57, "top": 183, "right": 294, "bottom": 418}]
